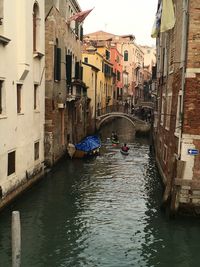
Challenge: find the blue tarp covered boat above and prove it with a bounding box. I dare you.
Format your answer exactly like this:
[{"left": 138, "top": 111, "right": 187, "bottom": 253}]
[
  {"left": 75, "top": 135, "right": 101, "bottom": 152},
  {"left": 68, "top": 135, "right": 101, "bottom": 158}
]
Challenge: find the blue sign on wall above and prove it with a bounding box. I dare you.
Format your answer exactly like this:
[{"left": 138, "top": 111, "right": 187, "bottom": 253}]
[{"left": 188, "top": 149, "right": 199, "bottom": 155}]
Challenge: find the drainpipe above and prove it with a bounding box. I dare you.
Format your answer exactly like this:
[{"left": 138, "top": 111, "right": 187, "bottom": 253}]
[{"left": 178, "top": 0, "right": 189, "bottom": 159}]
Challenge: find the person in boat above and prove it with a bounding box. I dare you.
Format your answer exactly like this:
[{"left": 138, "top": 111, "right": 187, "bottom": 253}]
[
  {"left": 121, "top": 143, "right": 129, "bottom": 152},
  {"left": 111, "top": 131, "right": 118, "bottom": 142}
]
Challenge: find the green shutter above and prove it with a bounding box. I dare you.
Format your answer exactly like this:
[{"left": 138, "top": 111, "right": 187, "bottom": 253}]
[
  {"left": 66, "top": 55, "right": 72, "bottom": 84},
  {"left": 54, "top": 47, "right": 61, "bottom": 81}
]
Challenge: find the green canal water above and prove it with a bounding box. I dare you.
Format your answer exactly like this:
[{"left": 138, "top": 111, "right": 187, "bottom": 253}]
[{"left": 0, "top": 119, "right": 200, "bottom": 267}]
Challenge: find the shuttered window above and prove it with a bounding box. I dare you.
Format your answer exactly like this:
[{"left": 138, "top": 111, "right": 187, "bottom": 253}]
[
  {"left": 7, "top": 151, "right": 15, "bottom": 176},
  {"left": 124, "top": 50, "right": 128, "bottom": 61},
  {"left": 66, "top": 54, "right": 72, "bottom": 84},
  {"left": 34, "top": 84, "right": 38, "bottom": 110},
  {"left": 34, "top": 142, "right": 39, "bottom": 160},
  {"left": 33, "top": 3, "right": 39, "bottom": 52},
  {"left": 17, "top": 84, "right": 22, "bottom": 113},
  {"left": 54, "top": 46, "right": 61, "bottom": 81},
  {"left": 80, "top": 26, "right": 83, "bottom": 41},
  {"left": 75, "top": 62, "right": 80, "bottom": 80}
]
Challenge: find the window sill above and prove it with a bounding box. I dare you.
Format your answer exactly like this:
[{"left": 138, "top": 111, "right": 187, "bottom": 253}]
[
  {"left": 0, "top": 35, "right": 11, "bottom": 46},
  {"left": 33, "top": 51, "right": 44, "bottom": 59},
  {"left": 0, "top": 114, "right": 7, "bottom": 119},
  {"left": 7, "top": 173, "right": 16, "bottom": 179},
  {"left": 34, "top": 110, "right": 40, "bottom": 113},
  {"left": 17, "top": 112, "right": 24, "bottom": 116}
]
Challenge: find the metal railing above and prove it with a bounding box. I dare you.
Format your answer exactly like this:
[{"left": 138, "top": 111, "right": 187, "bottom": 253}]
[{"left": 97, "top": 105, "right": 126, "bottom": 116}]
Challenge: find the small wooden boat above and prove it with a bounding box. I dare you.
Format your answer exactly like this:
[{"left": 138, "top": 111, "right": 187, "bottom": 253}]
[
  {"left": 120, "top": 149, "right": 129, "bottom": 155},
  {"left": 67, "top": 135, "right": 101, "bottom": 159},
  {"left": 111, "top": 139, "right": 119, "bottom": 146},
  {"left": 120, "top": 147, "right": 129, "bottom": 155},
  {"left": 111, "top": 137, "right": 119, "bottom": 145}
]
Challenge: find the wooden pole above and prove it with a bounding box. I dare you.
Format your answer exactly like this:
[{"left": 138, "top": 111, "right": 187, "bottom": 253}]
[{"left": 12, "top": 211, "right": 21, "bottom": 267}]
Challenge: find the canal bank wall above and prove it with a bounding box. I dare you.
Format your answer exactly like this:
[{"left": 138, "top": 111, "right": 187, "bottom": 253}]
[
  {"left": 0, "top": 165, "right": 45, "bottom": 212},
  {"left": 153, "top": 131, "right": 200, "bottom": 217}
]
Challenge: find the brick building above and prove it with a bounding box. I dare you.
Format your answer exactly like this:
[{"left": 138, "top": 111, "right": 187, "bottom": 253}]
[
  {"left": 154, "top": 0, "right": 200, "bottom": 215},
  {"left": 45, "top": 0, "right": 87, "bottom": 166}
]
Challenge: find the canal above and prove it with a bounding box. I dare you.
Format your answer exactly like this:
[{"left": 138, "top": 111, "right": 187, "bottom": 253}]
[{"left": 0, "top": 119, "right": 200, "bottom": 267}]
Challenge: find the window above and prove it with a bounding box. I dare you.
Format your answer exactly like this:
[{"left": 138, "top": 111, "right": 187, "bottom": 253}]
[
  {"left": 175, "top": 93, "right": 182, "bottom": 134},
  {"left": 7, "top": 151, "right": 15, "bottom": 176},
  {"left": 66, "top": 54, "right": 72, "bottom": 85},
  {"left": 165, "top": 94, "right": 172, "bottom": 130},
  {"left": 160, "top": 94, "right": 165, "bottom": 125},
  {"left": 17, "top": 84, "right": 22, "bottom": 113},
  {"left": 84, "top": 57, "right": 88, "bottom": 63},
  {"left": 34, "top": 142, "right": 39, "bottom": 161},
  {"left": 105, "top": 50, "right": 110, "bottom": 60},
  {"left": 34, "top": 84, "right": 38, "bottom": 110},
  {"left": 33, "top": 3, "right": 40, "bottom": 52},
  {"left": 54, "top": 39, "right": 61, "bottom": 81},
  {"left": 117, "top": 71, "right": 121, "bottom": 81},
  {"left": 124, "top": 50, "right": 128, "bottom": 61}
]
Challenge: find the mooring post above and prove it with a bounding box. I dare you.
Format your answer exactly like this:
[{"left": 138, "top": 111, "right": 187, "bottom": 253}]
[{"left": 12, "top": 211, "right": 21, "bottom": 267}]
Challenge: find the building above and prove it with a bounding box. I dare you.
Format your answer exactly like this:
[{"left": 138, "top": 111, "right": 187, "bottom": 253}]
[
  {"left": 82, "top": 48, "right": 100, "bottom": 133},
  {"left": 82, "top": 40, "right": 113, "bottom": 111},
  {"left": 140, "top": 45, "right": 156, "bottom": 101},
  {"left": 45, "top": 0, "right": 87, "bottom": 166},
  {"left": 0, "top": 0, "right": 45, "bottom": 208},
  {"left": 84, "top": 31, "right": 144, "bottom": 107},
  {"left": 110, "top": 44, "right": 123, "bottom": 105},
  {"left": 154, "top": 0, "right": 200, "bottom": 215}
]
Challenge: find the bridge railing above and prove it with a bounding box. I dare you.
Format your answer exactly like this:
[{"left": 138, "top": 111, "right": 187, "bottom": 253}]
[
  {"left": 97, "top": 105, "right": 127, "bottom": 116},
  {"left": 97, "top": 103, "right": 154, "bottom": 123}
]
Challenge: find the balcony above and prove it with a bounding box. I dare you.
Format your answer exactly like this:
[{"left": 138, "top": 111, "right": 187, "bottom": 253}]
[{"left": 66, "top": 79, "right": 87, "bottom": 102}]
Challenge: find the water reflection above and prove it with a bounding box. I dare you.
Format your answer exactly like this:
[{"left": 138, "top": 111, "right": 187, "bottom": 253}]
[{"left": 0, "top": 119, "right": 200, "bottom": 266}]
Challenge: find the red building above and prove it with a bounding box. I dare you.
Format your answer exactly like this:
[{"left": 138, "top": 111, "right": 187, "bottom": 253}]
[{"left": 110, "top": 46, "right": 123, "bottom": 104}]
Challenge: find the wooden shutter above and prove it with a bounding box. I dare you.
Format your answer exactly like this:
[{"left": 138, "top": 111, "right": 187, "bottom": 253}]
[
  {"left": 80, "top": 26, "right": 83, "bottom": 41},
  {"left": 75, "top": 62, "right": 80, "bottom": 80},
  {"left": 66, "top": 55, "right": 72, "bottom": 84},
  {"left": 54, "top": 46, "right": 61, "bottom": 81}
]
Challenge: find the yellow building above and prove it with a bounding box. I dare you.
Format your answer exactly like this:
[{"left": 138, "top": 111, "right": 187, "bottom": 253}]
[
  {"left": 82, "top": 45, "right": 113, "bottom": 117},
  {"left": 82, "top": 60, "right": 99, "bottom": 133}
]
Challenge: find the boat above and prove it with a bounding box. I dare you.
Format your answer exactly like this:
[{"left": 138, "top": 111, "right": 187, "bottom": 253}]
[
  {"left": 111, "top": 133, "right": 119, "bottom": 146},
  {"left": 67, "top": 135, "right": 101, "bottom": 159},
  {"left": 120, "top": 145, "right": 129, "bottom": 155},
  {"left": 111, "top": 138, "right": 120, "bottom": 146},
  {"left": 120, "top": 149, "right": 129, "bottom": 156}
]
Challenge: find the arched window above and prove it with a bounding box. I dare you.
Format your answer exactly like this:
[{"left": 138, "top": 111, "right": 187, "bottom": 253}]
[
  {"left": 124, "top": 50, "right": 128, "bottom": 61},
  {"left": 33, "top": 2, "right": 39, "bottom": 52}
]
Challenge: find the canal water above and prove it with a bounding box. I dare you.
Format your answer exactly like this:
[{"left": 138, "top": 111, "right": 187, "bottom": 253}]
[{"left": 0, "top": 119, "right": 200, "bottom": 267}]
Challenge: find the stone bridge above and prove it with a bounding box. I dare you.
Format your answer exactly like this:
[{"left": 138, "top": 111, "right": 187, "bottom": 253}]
[{"left": 96, "top": 112, "right": 151, "bottom": 133}]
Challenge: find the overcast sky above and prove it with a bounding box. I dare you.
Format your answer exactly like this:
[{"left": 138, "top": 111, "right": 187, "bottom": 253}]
[{"left": 78, "top": 0, "right": 158, "bottom": 46}]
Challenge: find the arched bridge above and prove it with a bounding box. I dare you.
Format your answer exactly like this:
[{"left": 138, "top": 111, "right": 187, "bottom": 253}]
[{"left": 96, "top": 105, "right": 152, "bottom": 133}]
